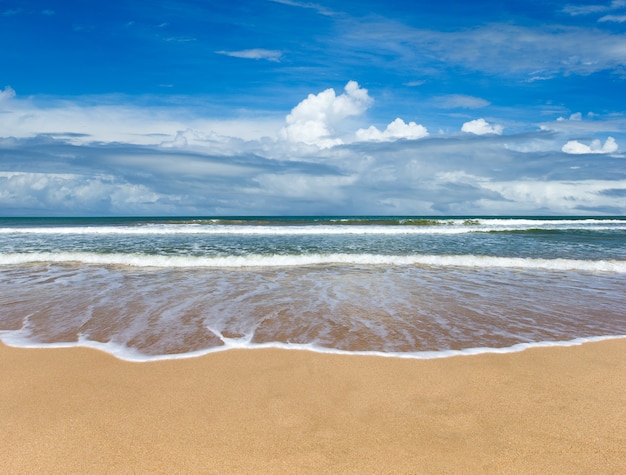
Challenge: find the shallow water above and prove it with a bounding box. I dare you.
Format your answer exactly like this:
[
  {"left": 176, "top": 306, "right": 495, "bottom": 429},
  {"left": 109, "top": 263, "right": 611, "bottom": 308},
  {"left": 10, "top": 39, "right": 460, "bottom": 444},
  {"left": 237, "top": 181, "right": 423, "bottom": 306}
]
[{"left": 1, "top": 216, "right": 625, "bottom": 360}]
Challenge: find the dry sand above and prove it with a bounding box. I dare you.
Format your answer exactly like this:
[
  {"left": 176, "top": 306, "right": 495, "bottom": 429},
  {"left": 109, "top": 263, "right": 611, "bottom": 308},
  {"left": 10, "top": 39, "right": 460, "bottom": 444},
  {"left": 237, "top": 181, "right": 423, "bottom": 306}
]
[{"left": 1, "top": 339, "right": 625, "bottom": 474}]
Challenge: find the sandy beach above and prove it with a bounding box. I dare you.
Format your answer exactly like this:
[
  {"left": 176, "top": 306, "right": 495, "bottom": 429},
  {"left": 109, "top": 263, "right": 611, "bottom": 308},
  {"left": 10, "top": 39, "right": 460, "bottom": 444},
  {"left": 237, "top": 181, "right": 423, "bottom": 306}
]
[{"left": 1, "top": 339, "right": 625, "bottom": 474}]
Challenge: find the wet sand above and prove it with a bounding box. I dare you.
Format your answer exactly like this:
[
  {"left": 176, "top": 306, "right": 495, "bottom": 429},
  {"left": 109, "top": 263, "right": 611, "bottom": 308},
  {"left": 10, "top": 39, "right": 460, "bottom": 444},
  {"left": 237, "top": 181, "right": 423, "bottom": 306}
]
[{"left": 1, "top": 339, "right": 625, "bottom": 474}]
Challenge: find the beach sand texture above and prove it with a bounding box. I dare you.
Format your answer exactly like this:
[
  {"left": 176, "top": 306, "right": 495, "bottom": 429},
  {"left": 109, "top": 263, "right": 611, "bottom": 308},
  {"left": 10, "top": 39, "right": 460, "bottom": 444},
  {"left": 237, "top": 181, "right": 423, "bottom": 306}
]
[{"left": 1, "top": 339, "right": 625, "bottom": 474}]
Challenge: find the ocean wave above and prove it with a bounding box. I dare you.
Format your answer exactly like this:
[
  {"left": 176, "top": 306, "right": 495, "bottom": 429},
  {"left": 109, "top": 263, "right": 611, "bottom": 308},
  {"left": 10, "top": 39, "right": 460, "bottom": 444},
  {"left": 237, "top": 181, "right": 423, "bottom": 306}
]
[
  {"left": 2, "top": 251, "right": 625, "bottom": 272},
  {"left": 1, "top": 219, "right": 625, "bottom": 236}
]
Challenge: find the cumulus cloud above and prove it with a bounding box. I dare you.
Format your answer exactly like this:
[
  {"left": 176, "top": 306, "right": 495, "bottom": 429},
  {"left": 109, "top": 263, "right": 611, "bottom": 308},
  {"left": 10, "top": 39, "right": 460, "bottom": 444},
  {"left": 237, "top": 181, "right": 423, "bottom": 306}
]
[
  {"left": 1, "top": 81, "right": 625, "bottom": 216},
  {"left": 541, "top": 113, "right": 626, "bottom": 136},
  {"left": 215, "top": 49, "right": 282, "bottom": 62},
  {"left": 0, "top": 171, "right": 164, "bottom": 215},
  {"left": 157, "top": 128, "right": 254, "bottom": 155},
  {"left": 356, "top": 118, "right": 429, "bottom": 142},
  {"left": 461, "top": 118, "right": 503, "bottom": 135},
  {"left": 279, "top": 80, "right": 372, "bottom": 147},
  {"left": 0, "top": 85, "right": 16, "bottom": 101},
  {"left": 484, "top": 179, "right": 626, "bottom": 214},
  {"left": 2, "top": 127, "right": 626, "bottom": 216},
  {"left": 562, "top": 136, "right": 618, "bottom": 154},
  {"left": 160, "top": 128, "right": 216, "bottom": 149},
  {"left": 561, "top": 112, "right": 583, "bottom": 121}
]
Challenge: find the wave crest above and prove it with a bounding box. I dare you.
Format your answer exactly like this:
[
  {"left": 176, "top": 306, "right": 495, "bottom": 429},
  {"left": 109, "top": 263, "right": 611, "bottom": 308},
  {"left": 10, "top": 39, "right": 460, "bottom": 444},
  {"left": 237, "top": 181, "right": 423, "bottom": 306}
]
[{"left": 2, "top": 252, "right": 624, "bottom": 272}]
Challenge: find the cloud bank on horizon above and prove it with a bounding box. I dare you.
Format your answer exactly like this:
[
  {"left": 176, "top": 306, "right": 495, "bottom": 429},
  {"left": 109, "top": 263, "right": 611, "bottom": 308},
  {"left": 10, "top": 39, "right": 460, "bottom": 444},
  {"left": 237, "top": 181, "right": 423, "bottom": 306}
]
[{"left": 1, "top": 0, "right": 625, "bottom": 216}]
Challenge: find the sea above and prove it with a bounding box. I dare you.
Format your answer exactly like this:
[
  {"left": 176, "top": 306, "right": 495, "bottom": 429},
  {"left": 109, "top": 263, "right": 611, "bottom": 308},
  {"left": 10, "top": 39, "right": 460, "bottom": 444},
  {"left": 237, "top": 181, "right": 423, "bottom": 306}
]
[{"left": 1, "top": 216, "right": 625, "bottom": 361}]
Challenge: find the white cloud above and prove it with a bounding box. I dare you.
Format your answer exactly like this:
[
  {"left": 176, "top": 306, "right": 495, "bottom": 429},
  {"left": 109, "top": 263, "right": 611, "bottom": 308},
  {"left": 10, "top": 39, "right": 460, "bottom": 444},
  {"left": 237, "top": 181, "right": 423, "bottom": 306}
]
[
  {"left": 541, "top": 114, "right": 626, "bottom": 135},
  {"left": 279, "top": 80, "right": 373, "bottom": 147},
  {"left": 563, "top": 5, "right": 609, "bottom": 16},
  {"left": 2, "top": 127, "right": 625, "bottom": 216},
  {"left": 164, "top": 36, "right": 196, "bottom": 43},
  {"left": 1, "top": 82, "right": 625, "bottom": 216},
  {"left": 0, "top": 97, "right": 282, "bottom": 145},
  {"left": 341, "top": 21, "right": 626, "bottom": 77},
  {"left": 599, "top": 14, "right": 626, "bottom": 22},
  {"left": 107, "top": 151, "right": 259, "bottom": 178},
  {"left": 215, "top": 49, "right": 282, "bottom": 62},
  {"left": 0, "top": 85, "right": 16, "bottom": 101},
  {"left": 436, "top": 95, "right": 490, "bottom": 109},
  {"left": 562, "top": 1, "right": 626, "bottom": 16},
  {"left": 356, "top": 118, "right": 429, "bottom": 142},
  {"left": 404, "top": 80, "right": 426, "bottom": 87},
  {"left": 157, "top": 128, "right": 257, "bottom": 156},
  {"left": 461, "top": 118, "right": 503, "bottom": 135},
  {"left": 562, "top": 136, "right": 619, "bottom": 154},
  {"left": 269, "top": 0, "right": 336, "bottom": 16},
  {"left": 484, "top": 179, "right": 626, "bottom": 214},
  {"left": 0, "top": 172, "right": 164, "bottom": 215},
  {"left": 254, "top": 173, "right": 355, "bottom": 201},
  {"left": 160, "top": 128, "right": 220, "bottom": 148}
]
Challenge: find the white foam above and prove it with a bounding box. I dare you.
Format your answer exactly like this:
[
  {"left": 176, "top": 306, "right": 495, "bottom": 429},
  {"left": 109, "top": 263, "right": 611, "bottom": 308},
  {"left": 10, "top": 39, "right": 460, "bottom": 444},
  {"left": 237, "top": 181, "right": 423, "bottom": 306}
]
[
  {"left": 2, "top": 251, "right": 625, "bottom": 273},
  {"left": 1, "top": 330, "right": 624, "bottom": 363},
  {"left": 206, "top": 326, "right": 255, "bottom": 348}
]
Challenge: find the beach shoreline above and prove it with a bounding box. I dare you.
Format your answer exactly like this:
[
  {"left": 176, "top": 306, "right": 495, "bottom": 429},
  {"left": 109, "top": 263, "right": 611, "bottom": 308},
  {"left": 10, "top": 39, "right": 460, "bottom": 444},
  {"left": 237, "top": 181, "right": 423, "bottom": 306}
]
[{"left": 1, "top": 339, "right": 625, "bottom": 474}]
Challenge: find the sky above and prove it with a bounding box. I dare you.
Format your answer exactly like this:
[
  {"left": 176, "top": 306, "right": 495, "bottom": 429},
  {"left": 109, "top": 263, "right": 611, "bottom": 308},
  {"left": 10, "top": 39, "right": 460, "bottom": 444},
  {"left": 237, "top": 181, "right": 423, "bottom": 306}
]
[{"left": 1, "top": 0, "right": 625, "bottom": 216}]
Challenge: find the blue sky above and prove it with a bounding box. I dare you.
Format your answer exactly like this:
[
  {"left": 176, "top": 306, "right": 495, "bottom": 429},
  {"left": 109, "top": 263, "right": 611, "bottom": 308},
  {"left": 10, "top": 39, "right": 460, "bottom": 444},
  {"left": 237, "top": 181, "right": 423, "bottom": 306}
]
[{"left": 1, "top": 0, "right": 625, "bottom": 216}]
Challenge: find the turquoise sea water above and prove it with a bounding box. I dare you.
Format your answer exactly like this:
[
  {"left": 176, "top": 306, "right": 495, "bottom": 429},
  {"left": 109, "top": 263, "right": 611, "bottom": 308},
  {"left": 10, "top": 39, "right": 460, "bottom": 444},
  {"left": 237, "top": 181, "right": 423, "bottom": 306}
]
[{"left": 1, "top": 216, "right": 625, "bottom": 360}]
